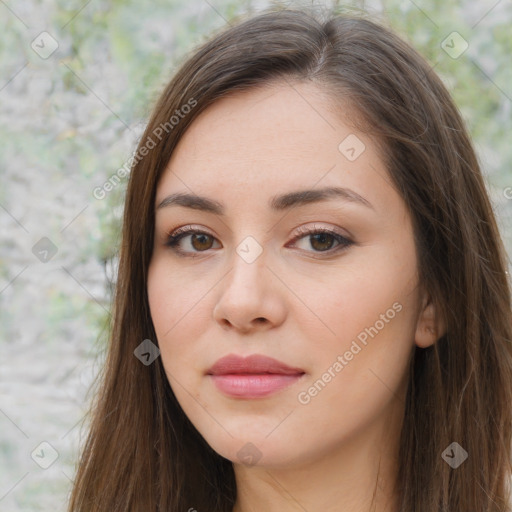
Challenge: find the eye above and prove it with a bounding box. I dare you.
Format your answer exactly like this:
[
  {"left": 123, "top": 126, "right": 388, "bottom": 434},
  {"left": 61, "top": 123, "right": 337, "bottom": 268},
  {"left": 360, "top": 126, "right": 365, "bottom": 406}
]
[
  {"left": 287, "top": 224, "right": 353, "bottom": 255},
  {"left": 164, "top": 224, "right": 353, "bottom": 257},
  {"left": 164, "top": 226, "right": 220, "bottom": 256}
]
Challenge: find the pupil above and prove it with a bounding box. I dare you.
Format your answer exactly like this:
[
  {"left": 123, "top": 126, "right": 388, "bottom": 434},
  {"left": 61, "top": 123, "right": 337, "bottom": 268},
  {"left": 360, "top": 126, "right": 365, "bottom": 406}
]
[
  {"left": 311, "top": 233, "right": 333, "bottom": 251},
  {"left": 192, "top": 234, "right": 212, "bottom": 250}
]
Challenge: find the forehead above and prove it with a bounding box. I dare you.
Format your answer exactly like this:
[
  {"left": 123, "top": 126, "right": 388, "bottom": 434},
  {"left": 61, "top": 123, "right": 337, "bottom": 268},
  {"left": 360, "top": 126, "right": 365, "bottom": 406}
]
[
  {"left": 156, "top": 81, "right": 391, "bottom": 213},
  {"left": 168, "top": 82, "right": 355, "bottom": 168}
]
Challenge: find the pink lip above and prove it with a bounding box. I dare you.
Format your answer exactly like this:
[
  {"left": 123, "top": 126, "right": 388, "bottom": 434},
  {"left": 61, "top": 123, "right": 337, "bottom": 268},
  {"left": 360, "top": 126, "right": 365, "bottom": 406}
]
[
  {"left": 207, "top": 353, "right": 305, "bottom": 376},
  {"left": 207, "top": 354, "right": 305, "bottom": 399}
]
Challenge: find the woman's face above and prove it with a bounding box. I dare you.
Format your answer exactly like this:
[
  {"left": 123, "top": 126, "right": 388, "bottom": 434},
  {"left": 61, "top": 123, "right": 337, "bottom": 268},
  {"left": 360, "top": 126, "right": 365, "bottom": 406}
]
[{"left": 148, "top": 81, "right": 435, "bottom": 469}]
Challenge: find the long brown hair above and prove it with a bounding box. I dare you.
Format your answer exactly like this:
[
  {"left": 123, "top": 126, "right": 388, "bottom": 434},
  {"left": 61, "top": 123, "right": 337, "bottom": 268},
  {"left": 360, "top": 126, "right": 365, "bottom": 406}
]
[{"left": 68, "top": 6, "right": 512, "bottom": 511}]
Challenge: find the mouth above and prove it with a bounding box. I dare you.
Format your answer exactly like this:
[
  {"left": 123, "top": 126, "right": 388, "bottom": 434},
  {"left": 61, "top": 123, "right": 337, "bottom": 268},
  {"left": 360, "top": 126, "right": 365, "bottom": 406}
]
[
  {"left": 207, "top": 353, "right": 306, "bottom": 399},
  {"left": 208, "top": 373, "right": 305, "bottom": 398}
]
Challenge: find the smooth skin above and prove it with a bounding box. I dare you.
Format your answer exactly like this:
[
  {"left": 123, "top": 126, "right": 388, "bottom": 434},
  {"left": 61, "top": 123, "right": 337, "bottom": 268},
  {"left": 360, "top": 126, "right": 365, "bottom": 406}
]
[{"left": 147, "top": 80, "right": 445, "bottom": 512}]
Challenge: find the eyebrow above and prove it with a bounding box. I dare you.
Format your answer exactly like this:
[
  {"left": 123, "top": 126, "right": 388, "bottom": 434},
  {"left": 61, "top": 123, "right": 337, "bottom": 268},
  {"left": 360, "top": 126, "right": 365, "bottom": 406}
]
[{"left": 155, "top": 186, "right": 374, "bottom": 214}]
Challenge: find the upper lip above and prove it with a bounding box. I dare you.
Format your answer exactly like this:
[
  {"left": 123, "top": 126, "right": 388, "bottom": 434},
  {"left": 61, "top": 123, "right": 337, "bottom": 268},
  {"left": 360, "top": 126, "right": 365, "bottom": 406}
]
[{"left": 207, "top": 354, "right": 305, "bottom": 376}]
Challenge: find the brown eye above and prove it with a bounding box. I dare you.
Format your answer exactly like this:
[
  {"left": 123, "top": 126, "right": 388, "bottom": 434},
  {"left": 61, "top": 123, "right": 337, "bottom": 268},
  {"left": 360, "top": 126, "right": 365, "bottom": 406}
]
[
  {"left": 289, "top": 226, "right": 353, "bottom": 255},
  {"left": 189, "top": 233, "right": 214, "bottom": 251},
  {"left": 165, "top": 227, "right": 220, "bottom": 256},
  {"left": 309, "top": 232, "right": 337, "bottom": 252}
]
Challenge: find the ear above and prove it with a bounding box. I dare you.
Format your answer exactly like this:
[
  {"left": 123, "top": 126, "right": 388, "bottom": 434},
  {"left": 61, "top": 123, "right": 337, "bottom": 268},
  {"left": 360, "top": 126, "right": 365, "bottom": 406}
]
[{"left": 414, "top": 290, "right": 446, "bottom": 348}]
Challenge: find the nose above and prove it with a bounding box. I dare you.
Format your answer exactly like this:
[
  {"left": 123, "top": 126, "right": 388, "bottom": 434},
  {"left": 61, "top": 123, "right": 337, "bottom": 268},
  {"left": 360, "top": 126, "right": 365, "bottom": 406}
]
[{"left": 212, "top": 248, "right": 287, "bottom": 334}]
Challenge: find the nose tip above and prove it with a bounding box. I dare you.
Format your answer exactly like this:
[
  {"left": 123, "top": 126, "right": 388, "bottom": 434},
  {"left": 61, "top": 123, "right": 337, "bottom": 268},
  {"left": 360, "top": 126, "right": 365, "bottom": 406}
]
[
  {"left": 219, "top": 316, "right": 269, "bottom": 333},
  {"left": 212, "top": 260, "right": 286, "bottom": 333}
]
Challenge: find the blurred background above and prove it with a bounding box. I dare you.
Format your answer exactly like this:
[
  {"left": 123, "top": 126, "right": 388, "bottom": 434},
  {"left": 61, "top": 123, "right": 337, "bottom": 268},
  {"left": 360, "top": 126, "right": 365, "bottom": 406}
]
[{"left": 0, "top": 0, "right": 511, "bottom": 509}]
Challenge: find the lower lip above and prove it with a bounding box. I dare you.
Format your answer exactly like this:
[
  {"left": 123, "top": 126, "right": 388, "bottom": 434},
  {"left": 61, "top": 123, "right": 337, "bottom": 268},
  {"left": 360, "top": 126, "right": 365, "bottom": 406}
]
[{"left": 210, "top": 373, "right": 304, "bottom": 398}]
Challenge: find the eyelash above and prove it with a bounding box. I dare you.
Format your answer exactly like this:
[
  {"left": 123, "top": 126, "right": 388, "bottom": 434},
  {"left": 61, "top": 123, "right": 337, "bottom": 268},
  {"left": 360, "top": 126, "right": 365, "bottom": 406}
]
[{"left": 164, "top": 224, "right": 354, "bottom": 258}]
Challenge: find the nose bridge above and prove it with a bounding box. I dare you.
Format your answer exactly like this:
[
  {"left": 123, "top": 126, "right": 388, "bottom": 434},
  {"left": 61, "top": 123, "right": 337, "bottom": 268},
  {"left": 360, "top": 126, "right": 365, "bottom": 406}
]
[
  {"left": 213, "top": 231, "right": 285, "bottom": 331},
  {"left": 227, "top": 234, "right": 267, "bottom": 292}
]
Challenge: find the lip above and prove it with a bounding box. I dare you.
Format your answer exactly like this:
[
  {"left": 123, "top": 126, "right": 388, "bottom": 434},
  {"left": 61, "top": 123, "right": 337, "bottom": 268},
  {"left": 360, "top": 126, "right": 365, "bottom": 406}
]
[
  {"left": 207, "top": 353, "right": 305, "bottom": 399},
  {"left": 207, "top": 353, "right": 305, "bottom": 376}
]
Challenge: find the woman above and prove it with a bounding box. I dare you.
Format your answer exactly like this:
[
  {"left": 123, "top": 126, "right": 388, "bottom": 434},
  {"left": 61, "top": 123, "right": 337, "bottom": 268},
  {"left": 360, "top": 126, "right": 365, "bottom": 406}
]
[{"left": 68, "top": 6, "right": 512, "bottom": 512}]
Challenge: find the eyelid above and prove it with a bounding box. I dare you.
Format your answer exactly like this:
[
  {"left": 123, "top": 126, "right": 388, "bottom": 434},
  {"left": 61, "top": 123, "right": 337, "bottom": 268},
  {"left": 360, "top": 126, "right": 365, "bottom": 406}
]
[
  {"left": 289, "top": 223, "right": 351, "bottom": 243},
  {"left": 165, "top": 224, "right": 216, "bottom": 240},
  {"left": 165, "top": 223, "right": 349, "bottom": 241}
]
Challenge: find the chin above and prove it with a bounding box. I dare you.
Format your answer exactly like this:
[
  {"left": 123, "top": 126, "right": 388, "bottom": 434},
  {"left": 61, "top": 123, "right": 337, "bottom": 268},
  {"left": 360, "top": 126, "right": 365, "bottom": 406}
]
[{"left": 199, "top": 428, "right": 303, "bottom": 469}]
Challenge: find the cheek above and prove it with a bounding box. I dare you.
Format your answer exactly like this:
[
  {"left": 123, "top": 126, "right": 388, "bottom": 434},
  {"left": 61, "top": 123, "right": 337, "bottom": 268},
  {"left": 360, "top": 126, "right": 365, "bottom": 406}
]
[
  {"left": 147, "top": 259, "right": 213, "bottom": 386},
  {"left": 148, "top": 259, "right": 207, "bottom": 336},
  {"left": 299, "top": 248, "right": 417, "bottom": 343},
  {"left": 290, "top": 282, "right": 416, "bottom": 453},
  {"left": 296, "top": 248, "right": 419, "bottom": 396}
]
